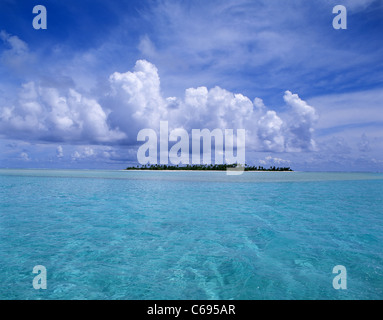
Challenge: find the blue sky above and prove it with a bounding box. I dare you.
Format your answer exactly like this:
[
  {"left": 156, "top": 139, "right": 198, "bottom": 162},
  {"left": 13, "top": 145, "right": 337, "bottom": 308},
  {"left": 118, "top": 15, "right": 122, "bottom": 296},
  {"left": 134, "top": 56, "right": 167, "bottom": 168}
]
[{"left": 0, "top": 0, "right": 382, "bottom": 171}]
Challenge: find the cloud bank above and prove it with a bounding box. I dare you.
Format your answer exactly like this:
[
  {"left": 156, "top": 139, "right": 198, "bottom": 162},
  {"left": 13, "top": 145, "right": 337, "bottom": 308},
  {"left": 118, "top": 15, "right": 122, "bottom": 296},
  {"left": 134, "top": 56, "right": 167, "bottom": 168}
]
[{"left": 0, "top": 59, "right": 318, "bottom": 153}]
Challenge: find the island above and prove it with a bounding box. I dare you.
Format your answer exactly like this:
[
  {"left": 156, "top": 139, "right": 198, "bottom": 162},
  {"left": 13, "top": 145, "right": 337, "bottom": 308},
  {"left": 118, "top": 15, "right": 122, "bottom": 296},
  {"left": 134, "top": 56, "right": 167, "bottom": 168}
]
[{"left": 125, "top": 164, "right": 293, "bottom": 171}]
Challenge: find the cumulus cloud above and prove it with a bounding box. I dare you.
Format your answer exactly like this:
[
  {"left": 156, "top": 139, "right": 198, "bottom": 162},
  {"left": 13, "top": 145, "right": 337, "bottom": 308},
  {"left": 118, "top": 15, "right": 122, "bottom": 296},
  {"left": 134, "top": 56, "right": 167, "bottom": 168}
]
[
  {"left": 155, "top": 81, "right": 317, "bottom": 153},
  {"left": 106, "top": 60, "right": 167, "bottom": 142},
  {"left": 257, "top": 111, "right": 285, "bottom": 152},
  {"left": 0, "top": 82, "right": 126, "bottom": 144},
  {"left": 56, "top": 145, "right": 64, "bottom": 158},
  {"left": 20, "top": 152, "right": 30, "bottom": 161},
  {"left": 259, "top": 156, "right": 291, "bottom": 166},
  {"left": 0, "top": 59, "right": 318, "bottom": 153},
  {"left": 283, "top": 90, "right": 318, "bottom": 151},
  {"left": 71, "top": 147, "right": 95, "bottom": 161}
]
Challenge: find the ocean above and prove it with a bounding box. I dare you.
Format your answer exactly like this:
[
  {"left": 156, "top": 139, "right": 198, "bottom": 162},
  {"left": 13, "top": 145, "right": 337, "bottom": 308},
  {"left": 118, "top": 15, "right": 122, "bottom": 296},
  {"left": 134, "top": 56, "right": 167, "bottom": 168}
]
[{"left": 0, "top": 169, "right": 382, "bottom": 299}]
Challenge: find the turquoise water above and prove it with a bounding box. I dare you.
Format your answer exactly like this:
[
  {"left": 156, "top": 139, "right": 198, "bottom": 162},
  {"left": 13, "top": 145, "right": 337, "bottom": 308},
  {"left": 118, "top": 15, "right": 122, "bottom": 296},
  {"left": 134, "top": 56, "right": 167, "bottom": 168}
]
[{"left": 0, "top": 169, "right": 382, "bottom": 300}]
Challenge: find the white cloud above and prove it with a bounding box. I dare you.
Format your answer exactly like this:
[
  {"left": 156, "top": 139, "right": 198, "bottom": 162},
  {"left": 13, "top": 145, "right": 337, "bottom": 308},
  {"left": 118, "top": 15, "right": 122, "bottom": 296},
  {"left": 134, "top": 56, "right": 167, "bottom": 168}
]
[
  {"left": 257, "top": 111, "right": 285, "bottom": 152},
  {"left": 163, "top": 86, "right": 317, "bottom": 152},
  {"left": 0, "top": 30, "right": 28, "bottom": 57},
  {"left": 283, "top": 91, "right": 318, "bottom": 152},
  {"left": 0, "top": 59, "right": 319, "bottom": 153},
  {"left": 265, "top": 156, "right": 291, "bottom": 165},
  {"left": 20, "top": 152, "right": 30, "bottom": 161},
  {"left": 107, "top": 60, "right": 168, "bottom": 141},
  {"left": 138, "top": 35, "right": 158, "bottom": 58},
  {"left": 0, "top": 30, "right": 32, "bottom": 71},
  {"left": 56, "top": 145, "right": 64, "bottom": 158},
  {"left": 71, "top": 151, "right": 81, "bottom": 160},
  {"left": 0, "top": 82, "right": 126, "bottom": 144},
  {"left": 71, "top": 147, "right": 95, "bottom": 161}
]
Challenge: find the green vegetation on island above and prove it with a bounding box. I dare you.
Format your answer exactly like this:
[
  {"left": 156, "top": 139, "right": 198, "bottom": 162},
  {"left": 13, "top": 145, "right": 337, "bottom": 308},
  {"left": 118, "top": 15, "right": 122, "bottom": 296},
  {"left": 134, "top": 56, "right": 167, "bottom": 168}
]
[{"left": 125, "top": 164, "right": 293, "bottom": 171}]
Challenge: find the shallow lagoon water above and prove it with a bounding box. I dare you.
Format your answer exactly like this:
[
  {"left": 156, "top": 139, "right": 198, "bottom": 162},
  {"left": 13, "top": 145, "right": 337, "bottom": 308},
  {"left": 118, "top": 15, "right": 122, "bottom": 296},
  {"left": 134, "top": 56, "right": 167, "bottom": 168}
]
[{"left": 0, "top": 169, "right": 382, "bottom": 299}]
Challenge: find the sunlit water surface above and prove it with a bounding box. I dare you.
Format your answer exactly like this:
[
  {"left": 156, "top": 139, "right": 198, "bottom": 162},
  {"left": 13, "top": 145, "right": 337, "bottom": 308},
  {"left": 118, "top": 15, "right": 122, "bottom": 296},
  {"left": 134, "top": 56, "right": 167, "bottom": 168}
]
[{"left": 0, "top": 170, "right": 382, "bottom": 299}]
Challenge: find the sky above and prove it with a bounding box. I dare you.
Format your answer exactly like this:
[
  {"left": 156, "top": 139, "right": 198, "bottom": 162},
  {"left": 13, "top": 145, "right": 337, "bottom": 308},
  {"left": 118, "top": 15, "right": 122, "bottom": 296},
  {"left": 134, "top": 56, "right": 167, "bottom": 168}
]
[{"left": 0, "top": 0, "right": 382, "bottom": 171}]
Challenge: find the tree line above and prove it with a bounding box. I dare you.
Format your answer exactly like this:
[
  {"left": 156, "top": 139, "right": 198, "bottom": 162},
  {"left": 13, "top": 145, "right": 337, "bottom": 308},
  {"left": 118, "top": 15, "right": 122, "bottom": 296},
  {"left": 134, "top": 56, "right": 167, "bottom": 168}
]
[{"left": 125, "top": 164, "right": 293, "bottom": 171}]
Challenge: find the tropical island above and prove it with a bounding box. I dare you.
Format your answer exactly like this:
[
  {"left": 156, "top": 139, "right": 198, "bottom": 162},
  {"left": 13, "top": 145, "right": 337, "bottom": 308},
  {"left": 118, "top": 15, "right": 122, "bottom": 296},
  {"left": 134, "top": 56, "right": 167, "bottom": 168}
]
[{"left": 125, "top": 164, "right": 293, "bottom": 171}]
